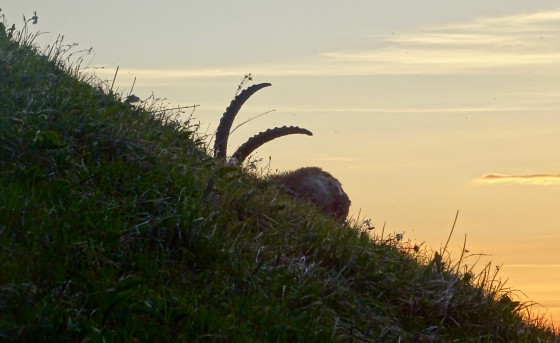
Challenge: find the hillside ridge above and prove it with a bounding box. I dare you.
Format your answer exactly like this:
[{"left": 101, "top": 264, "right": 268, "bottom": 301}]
[{"left": 0, "top": 19, "right": 558, "bottom": 342}]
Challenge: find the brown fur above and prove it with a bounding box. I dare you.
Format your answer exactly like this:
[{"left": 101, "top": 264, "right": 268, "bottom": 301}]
[
  {"left": 214, "top": 81, "right": 352, "bottom": 220},
  {"left": 269, "top": 167, "right": 351, "bottom": 220}
]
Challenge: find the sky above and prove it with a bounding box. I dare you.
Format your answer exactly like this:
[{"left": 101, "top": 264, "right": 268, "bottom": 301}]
[{"left": 4, "top": 1, "right": 560, "bottom": 326}]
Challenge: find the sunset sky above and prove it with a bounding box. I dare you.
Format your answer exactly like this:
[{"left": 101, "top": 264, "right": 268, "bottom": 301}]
[{"left": 4, "top": 1, "right": 560, "bottom": 325}]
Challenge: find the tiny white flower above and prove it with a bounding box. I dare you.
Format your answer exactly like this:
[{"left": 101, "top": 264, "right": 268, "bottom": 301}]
[{"left": 227, "top": 157, "right": 238, "bottom": 166}]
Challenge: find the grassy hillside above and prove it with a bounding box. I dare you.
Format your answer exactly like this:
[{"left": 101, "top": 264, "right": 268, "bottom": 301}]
[{"left": 1, "top": 19, "right": 558, "bottom": 342}]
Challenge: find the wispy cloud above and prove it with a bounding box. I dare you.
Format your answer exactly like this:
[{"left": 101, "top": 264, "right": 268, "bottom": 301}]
[
  {"left": 315, "top": 156, "right": 365, "bottom": 162},
  {"left": 325, "top": 8, "right": 560, "bottom": 75},
  {"left": 92, "top": 8, "right": 560, "bottom": 81},
  {"left": 473, "top": 173, "right": 560, "bottom": 185},
  {"left": 90, "top": 67, "right": 244, "bottom": 82},
  {"left": 506, "top": 264, "right": 560, "bottom": 268}
]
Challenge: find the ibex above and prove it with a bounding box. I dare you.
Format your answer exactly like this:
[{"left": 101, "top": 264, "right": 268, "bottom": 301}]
[{"left": 214, "top": 82, "right": 351, "bottom": 220}]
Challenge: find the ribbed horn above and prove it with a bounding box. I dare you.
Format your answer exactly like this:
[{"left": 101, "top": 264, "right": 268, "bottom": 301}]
[
  {"left": 231, "top": 126, "right": 313, "bottom": 164},
  {"left": 214, "top": 83, "right": 272, "bottom": 160}
]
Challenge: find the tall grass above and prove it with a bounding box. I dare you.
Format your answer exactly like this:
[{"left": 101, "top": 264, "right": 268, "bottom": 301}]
[{"left": 0, "top": 14, "right": 558, "bottom": 342}]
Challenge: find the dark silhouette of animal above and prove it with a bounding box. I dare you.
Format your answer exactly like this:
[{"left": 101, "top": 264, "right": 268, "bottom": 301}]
[{"left": 214, "top": 82, "right": 351, "bottom": 220}]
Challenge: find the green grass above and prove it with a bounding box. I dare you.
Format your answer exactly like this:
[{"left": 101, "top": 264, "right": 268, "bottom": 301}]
[{"left": 1, "top": 17, "right": 559, "bottom": 342}]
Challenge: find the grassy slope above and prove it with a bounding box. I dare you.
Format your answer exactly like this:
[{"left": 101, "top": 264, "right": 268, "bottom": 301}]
[{"left": 0, "top": 21, "right": 558, "bottom": 342}]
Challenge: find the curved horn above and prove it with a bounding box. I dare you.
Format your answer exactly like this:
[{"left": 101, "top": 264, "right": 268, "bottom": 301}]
[
  {"left": 231, "top": 126, "right": 313, "bottom": 164},
  {"left": 214, "top": 82, "right": 272, "bottom": 160}
]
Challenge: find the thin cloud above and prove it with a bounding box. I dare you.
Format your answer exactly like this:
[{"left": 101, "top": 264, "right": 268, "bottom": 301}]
[
  {"left": 315, "top": 156, "right": 364, "bottom": 162},
  {"left": 325, "top": 8, "right": 560, "bottom": 75},
  {"left": 438, "top": 9, "right": 560, "bottom": 33},
  {"left": 91, "top": 67, "right": 244, "bottom": 81},
  {"left": 92, "top": 8, "right": 560, "bottom": 81},
  {"left": 473, "top": 173, "right": 560, "bottom": 185},
  {"left": 506, "top": 264, "right": 560, "bottom": 268}
]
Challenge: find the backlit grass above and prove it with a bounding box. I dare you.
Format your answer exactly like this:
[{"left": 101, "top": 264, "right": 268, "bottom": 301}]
[{"left": 1, "top": 14, "right": 558, "bottom": 342}]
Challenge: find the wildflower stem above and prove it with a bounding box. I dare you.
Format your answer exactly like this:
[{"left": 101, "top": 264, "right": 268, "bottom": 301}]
[{"left": 443, "top": 210, "right": 459, "bottom": 253}]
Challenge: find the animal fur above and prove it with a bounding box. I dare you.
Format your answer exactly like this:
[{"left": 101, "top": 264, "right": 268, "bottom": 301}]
[
  {"left": 270, "top": 167, "right": 350, "bottom": 220},
  {"left": 214, "top": 81, "right": 351, "bottom": 219}
]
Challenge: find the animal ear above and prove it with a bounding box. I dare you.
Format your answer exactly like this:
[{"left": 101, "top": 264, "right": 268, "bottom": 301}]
[
  {"left": 214, "top": 82, "right": 272, "bottom": 160},
  {"left": 232, "top": 126, "right": 313, "bottom": 164}
]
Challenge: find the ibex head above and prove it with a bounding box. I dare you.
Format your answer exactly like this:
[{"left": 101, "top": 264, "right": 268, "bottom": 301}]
[{"left": 214, "top": 81, "right": 351, "bottom": 220}]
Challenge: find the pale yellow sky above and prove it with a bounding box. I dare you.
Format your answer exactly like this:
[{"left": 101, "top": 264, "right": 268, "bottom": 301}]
[{"left": 4, "top": 1, "right": 560, "bottom": 326}]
